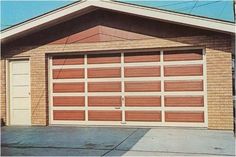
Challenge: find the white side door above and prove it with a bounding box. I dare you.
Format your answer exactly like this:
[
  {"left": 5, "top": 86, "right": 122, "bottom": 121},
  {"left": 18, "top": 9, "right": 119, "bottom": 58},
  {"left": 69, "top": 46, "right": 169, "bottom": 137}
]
[{"left": 9, "top": 60, "right": 31, "bottom": 125}]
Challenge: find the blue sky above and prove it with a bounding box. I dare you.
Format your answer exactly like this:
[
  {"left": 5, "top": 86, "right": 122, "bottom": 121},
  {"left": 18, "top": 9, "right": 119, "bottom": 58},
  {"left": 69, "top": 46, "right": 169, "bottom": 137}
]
[{"left": 1, "top": 0, "right": 234, "bottom": 30}]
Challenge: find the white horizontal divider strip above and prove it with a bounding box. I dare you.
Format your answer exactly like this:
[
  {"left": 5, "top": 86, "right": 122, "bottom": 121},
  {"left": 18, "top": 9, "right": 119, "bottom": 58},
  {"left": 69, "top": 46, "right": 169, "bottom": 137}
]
[
  {"left": 52, "top": 76, "right": 204, "bottom": 83},
  {"left": 52, "top": 65, "right": 85, "bottom": 69},
  {"left": 52, "top": 106, "right": 204, "bottom": 111},
  {"left": 163, "top": 76, "right": 203, "bottom": 80},
  {"left": 52, "top": 91, "right": 204, "bottom": 97},
  {"left": 163, "top": 107, "right": 205, "bottom": 111},
  {"left": 162, "top": 60, "right": 204, "bottom": 65},
  {"left": 51, "top": 60, "right": 204, "bottom": 69},
  {"left": 50, "top": 121, "right": 207, "bottom": 127}
]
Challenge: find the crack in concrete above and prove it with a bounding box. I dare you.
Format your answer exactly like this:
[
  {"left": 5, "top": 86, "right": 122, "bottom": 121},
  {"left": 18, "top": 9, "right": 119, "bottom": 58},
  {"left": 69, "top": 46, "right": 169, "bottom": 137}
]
[{"left": 101, "top": 128, "right": 139, "bottom": 156}]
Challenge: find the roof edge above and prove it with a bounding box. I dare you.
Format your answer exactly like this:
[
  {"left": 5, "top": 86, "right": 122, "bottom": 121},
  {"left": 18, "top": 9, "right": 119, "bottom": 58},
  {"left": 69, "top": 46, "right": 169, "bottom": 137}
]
[
  {"left": 1, "top": 0, "right": 235, "bottom": 42},
  {"left": 100, "top": 0, "right": 235, "bottom": 34}
]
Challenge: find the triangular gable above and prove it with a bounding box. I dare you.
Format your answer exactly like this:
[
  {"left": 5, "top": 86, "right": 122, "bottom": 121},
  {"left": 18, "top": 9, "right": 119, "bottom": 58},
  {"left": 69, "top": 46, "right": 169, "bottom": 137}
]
[
  {"left": 1, "top": 0, "right": 235, "bottom": 42},
  {"left": 50, "top": 25, "right": 152, "bottom": 44}
]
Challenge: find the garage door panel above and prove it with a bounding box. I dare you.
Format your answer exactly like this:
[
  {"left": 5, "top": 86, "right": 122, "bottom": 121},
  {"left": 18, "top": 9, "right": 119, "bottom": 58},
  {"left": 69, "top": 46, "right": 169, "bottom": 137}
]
[
  {"left": 88, "top": 110, "right": 122, "bottom": 121},
  {"left": 53, "top": 96, "right": 85, "bottom": 106},
  {"left": 164, "top": 80, "right": 203, "bottom": 91},
  {"left": 165, "top": 96, "right": 204, "bottom": 107},
  {"left": 88, "top": 96, "right": 121, "bottom": 106},
  {"left": 164, "top": 49, "right": 202, "bottom": 61},
  {"left": 88, "top": 82, "right": 121, "bottom": 92},
  {"left": 125, "top": 111, "right": 161, "bottom": 121},
  {"left": 52, "top": 55, "right": 84, "bottom": 65},
  {"left": 125, "top": 81, "right": 161, "bottom": 92},
  {"left": 53, "top": 110, "right": 85, "bottom": 120},
  {"left": 88, "top": 67, "right": 121, "bottom": 78},
  {"left": 87, "top": 53, "right": 121, "bottom": 64},
  {"left": 53, "top": 83, "right": 85, "bottom": 93},
  {"left": 124, "top": 52, "right": 160, "bottom": 63},
  {"left": 53, "top": 69, "right": 84, "bottom": 79},
  {"left": 124, "top": 66, "right": 160, "bottom": 77},
  {"left": 164, "top": 65, "right": 203, "bottom": 76},
  {"left": 165, "top": 112, "right": 204, "bottom": 122},
  {"left": 125, "top": 96, "right": 161, "bottom": 107},
  {"left": 50, "top": 49, "right": 206, "bottom": 126}
]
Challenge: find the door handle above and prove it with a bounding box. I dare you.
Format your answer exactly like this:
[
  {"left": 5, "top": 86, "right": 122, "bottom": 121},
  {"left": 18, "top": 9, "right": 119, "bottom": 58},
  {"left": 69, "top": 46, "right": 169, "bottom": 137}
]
[{"left": 115, "top": 107, "right": 120, "bottom": 109}]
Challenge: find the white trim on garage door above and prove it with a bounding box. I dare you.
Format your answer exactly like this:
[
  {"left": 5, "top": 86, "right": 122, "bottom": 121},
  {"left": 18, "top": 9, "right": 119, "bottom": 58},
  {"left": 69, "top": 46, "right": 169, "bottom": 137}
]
[{"left": 48, "top": 48, "right": 208, "bottom": 127}]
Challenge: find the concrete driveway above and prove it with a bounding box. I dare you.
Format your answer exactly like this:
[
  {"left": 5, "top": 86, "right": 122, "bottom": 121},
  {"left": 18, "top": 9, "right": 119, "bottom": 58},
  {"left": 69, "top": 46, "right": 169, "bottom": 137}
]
[{"left": 1, "top": 126, "right": 235, "bottom": 156}]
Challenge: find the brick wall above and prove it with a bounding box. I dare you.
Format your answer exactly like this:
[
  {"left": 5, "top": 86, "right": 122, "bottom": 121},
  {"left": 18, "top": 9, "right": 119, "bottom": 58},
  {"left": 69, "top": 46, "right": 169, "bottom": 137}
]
[
  {"left": 1, "top": 35, "right": 233, "bottom": 129},
  {"left": 1, "top": 59, "right": 6, "bottom": 125}
]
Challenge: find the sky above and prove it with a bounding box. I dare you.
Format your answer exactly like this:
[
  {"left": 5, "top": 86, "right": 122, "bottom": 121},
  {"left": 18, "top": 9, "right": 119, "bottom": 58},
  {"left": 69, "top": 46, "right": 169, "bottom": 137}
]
[{"left": 1, "top": 0, "right": 235, "bottom": 30}]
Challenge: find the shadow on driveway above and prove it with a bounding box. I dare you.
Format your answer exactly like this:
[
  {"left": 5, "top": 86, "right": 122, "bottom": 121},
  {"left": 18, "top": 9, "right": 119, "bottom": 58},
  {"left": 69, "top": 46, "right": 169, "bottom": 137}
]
[
  {"left": 1, "top": 126, "right": 235, "bottom": 156},
  {"left": 1, "top": 126, "right": 149, "bottom": 156}
]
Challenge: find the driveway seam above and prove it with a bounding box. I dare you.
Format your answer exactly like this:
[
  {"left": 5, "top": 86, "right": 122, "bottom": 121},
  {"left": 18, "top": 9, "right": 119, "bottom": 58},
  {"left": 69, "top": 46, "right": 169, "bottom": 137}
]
[
  {"left": 101, "top": 128, "right": 139, "bottom": 156},
  {"left": 1, "top": 145, "right": 111, "bottom": 151},
  {"left": 114, "top": 148, "right": 235, "bottom": 156},
  {"left": 2, "top": 146, "right": 234, "bottom": 156}
]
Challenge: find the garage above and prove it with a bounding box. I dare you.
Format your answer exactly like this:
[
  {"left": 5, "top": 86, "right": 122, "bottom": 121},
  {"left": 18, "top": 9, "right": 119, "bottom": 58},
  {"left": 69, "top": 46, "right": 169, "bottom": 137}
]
[
  {"left": 49, "top": 49, "right": 207, "bottom": 127},
  {"left": 1, "top": 0, "right": 234, "bottom": 130}
]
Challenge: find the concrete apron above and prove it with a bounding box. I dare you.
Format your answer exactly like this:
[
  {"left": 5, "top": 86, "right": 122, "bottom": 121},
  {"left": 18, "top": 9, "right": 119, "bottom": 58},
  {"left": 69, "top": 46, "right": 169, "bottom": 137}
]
[{"left": 1, "top": 126, "right": 235, "bottom": 156}]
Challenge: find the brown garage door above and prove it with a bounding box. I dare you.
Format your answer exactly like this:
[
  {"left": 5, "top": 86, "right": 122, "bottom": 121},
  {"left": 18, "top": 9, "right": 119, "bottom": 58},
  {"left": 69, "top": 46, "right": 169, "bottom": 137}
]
[{"left": 49, "top": 49, "right": 206, "bottom": 127}]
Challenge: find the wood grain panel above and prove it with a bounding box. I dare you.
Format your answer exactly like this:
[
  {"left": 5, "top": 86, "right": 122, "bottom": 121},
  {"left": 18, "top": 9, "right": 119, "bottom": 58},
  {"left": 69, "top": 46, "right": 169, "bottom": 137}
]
[
  {"left": 125, "top": 111, "right": 161, "bottom": 121},
  {"left": 88, "top": 67, "right": 121, "bottom": 78},
  {"left": 100, "top": 25, "right": 152, "bottom": 40},
  {"left": 164, "top": 80, "right": 203, "bottom": 91},
  {"left": 87, "top": 53, "right": 121, "bottom": 64},
  {"left": 165, "top": 96, "right": 204, "bottom": 107},
  {"left": 88, "top": 82, "right": 121, "bottom": 92},
  {"left": 125, "top": 96, "right": 161, "bottom": 107},
  {"left": 88, "top": 96, "right": 121, "bottom": 106},
  {"left": 53, "top": 69, "right": 84, "bottom": 79},
  {"left": 53, "top": 83, "right": 84, "bottom": 93},
  {"left": 164, "top": 65, "right": 203, "bottom": 76},
  {"left": 125, "top": 81, "right": 161, "bottom": 92},
  {"left": 53, "top": 96, "right": 85, "bottom": 106},
  {"left": 125, "top": 66, "right": 160, "bottom": 77},
  {"left": 67, "top": 26, "right": 100, "bottom": 43},
  {"left": 164, "top": 49, "right": 202, "bottom": 61},
  {"left": 124, "top": 52, "right": 160, "bottom": 63},
  {"left": 52, "top": 55, "right": 84, "bottom": 65},
  {"left": 88, "top": 110, "right": 122, "bottom": 121},
  {"left": 53, "top": 110, "right": 85, "bottom": 120},
  {"left": 165, "top": 112, "right": 204, "bottom": 122}
]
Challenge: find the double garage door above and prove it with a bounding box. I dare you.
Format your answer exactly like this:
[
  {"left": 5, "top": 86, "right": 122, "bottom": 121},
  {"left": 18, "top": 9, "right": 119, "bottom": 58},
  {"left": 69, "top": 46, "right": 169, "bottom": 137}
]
[{"left": 49, "top": 49, "right": 207, "bottom": 127}]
